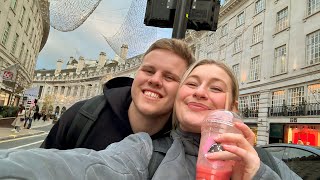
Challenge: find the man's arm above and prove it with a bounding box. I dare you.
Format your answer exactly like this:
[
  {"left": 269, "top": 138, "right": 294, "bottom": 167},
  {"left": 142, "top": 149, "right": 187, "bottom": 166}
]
[
  {"left": 0, "top": 133, "right": 152, "bottom": 180},
  {"left": 40, "top": 101, "right": 86, "bottom": 149}
]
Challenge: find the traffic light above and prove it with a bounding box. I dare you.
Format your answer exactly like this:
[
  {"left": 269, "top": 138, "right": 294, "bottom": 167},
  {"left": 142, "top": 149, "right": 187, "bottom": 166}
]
[
  {"left": 144, "top": 0, "right": 175, "bottom": 28},
  {"left": 144, "top": 0, "right": 220, "bottom": 31}
]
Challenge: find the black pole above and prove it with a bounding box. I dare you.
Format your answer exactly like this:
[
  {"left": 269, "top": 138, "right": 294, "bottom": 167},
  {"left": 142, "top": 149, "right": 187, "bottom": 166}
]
[{"left": 172, "top": 0, "right": 192, "bottom": 39}]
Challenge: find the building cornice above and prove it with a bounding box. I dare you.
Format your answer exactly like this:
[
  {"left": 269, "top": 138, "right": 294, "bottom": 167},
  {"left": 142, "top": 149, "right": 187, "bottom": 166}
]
[{"left": 219, "top": 0, "right": 248, "bottom": 21}]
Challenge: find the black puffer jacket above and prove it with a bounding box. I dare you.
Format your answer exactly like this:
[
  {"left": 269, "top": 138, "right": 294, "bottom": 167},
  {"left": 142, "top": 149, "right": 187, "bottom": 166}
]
[{"left": 41, "top": 77, "right": 171, "bottom": 150}]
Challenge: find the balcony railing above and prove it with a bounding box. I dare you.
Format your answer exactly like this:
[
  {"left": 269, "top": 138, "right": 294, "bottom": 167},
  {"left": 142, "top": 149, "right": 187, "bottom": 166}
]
[
  {"left": 240, "top": 108, "right": 259, "bottom": 118},
  {"left": 268, "top": 103, "right": 320, "bottom": 117}
]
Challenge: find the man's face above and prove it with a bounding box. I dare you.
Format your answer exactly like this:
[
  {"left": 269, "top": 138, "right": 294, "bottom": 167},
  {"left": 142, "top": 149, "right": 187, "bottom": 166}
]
[{"left": 131, "top": 49, "right": 188, "bottom": 118}]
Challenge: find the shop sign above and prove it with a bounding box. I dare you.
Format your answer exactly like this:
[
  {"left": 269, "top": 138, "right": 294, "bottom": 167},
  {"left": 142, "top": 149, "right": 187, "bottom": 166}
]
[{"left": 290, "top": 118, "right": 297, "bottom": 123}]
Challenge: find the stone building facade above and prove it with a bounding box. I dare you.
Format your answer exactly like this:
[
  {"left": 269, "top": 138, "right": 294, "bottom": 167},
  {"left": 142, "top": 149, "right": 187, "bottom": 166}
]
[
  {"left": 32, "top": 49, "right": 141, "bottom": 116},
  {"left": 0, "top": 0, "right": 50, "bottom": 106},
  {"left": 186, "top": 0, "right": 320, "bottom": 146}
]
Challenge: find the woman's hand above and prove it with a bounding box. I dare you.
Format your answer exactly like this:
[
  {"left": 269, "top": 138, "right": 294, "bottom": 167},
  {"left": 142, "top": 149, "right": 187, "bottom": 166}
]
[{"left": 205, "top": 131, "right": 260, "bottom": 180}]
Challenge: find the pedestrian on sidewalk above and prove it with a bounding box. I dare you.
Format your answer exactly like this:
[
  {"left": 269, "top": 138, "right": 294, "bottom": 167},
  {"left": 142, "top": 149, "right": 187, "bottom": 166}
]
[{"left": 11, "top": 104, "right": 25, "bottom": 133}]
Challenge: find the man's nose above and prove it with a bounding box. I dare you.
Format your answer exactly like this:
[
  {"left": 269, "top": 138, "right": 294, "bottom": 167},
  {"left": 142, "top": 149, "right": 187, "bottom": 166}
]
[{"left": 148, "top": 72, "right": 163, "bottom": 88}]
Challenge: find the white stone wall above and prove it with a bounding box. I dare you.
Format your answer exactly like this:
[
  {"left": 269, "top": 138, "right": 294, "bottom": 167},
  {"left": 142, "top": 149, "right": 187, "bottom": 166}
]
[
  {"left": 0, "top": 0, "right": 49, "bottom": 93},
  {"left": 188, "top": 0, "right": 320, "bottom": 145}
]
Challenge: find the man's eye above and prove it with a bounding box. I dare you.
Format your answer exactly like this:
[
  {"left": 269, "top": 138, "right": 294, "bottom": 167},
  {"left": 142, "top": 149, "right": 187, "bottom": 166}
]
[
  {"left": 165, "top": 76, "right": 175, "bottom": 81},
  {"left": 143, "top": 69, "right": 153, "bottom": 74}
]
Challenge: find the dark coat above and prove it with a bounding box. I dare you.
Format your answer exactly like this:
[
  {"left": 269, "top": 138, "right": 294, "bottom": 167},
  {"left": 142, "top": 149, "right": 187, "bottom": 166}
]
[{"left": 41, "top": 77, "right": 171, "bottom": 150}]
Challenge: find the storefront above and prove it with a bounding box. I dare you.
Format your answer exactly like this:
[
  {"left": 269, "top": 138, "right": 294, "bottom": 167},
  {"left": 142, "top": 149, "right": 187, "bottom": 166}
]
[
  {"left": 284, "top": 124, "right": 320, "bottom": 146},
  {"left": 246, "top": 123, "right": 258, "bottom": 145},
  {"left": 0, "top": 89, "right": 10, "bottom": 106},
  {"left": 269, "top": 123, "right": 320, "bottom": 146}
]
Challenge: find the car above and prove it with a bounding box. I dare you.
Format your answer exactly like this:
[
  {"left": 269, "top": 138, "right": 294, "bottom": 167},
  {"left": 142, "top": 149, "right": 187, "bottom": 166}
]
[{"left": 260, "top": 143, "right": 320, "bottom": 179}]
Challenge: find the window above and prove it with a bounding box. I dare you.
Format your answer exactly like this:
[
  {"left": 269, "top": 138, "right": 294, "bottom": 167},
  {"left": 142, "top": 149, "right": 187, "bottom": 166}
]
[
  {"left": 30, "top": 28, "right": 34, "bottom": 41},
  {"left": 308, "top": 0, "right": 320, "bottom": 15},
  {"left": 249, "top": 56, "right": 261, "bottom": 81},
  {"left": 276, "top": 7, "right": 288, "bottom": 32},
  {"left": 26, "top": 18, "right": 31, "bottom": 33},
  {"left": 221, "top": 24, "right": 228, "bottom": 37},
  {"left": 24, "top": 49, "right": 29, "bottom": 66},
  {"left": 288, "top": 87, "right": 304, "bottom": 105},
  {"left": 239, "top": 94, "right": 260, "bottom": 117},
  {"left": 19, "top": 42, "right": 25, "bottom": 58},
  {"left": 80, "top": 86, "right": 85, "bottom": 97},
  {"left": 10, "top": 0, "right": 17, "bottom": 10},
  {"left": 250, "top": 94, "right": 260, "bottom": 116},
  {"left": 232, "top": 64, "right": 240, "bottom": 81},
  {"left": 307, "top": 84, "right": 320, "bottom": 103},
  {"left": 252, "top": 23, "right": 263, "bottom": 44},
  {"left": 20, "top": 7, "right": 26, "bottom": 22},
  {"left": 274, "top": 45, "right": 287, "bottom": 75},
  {"left": 234, "top": 36, "right": 242, "bottom": 53},
  {"left": 255, "top": 0, "right": 264, "bottom": 14},
  {"left": 220, "top": 45, "right": 226, "bottom": 60},
  {"left": 11, "top": 33, "right": 19, "bottom": 54},
  {"left": 53, "top": 86, "right": 58, "bottom": 94},
  {"left": 73, "top": 86, "right": 78, "bottom": 96},
  {"left": 272, "top": 90, "right": 286, "bottom": 107},
  {"left": 306, "top": 30, "right": 320, "bottom": 65},
  {"left": 1, "top": 22, "right": 11, "bottom": 46},
  {"left": 60, "top": 86, "right": 65, "bottom": 95},
  {"left": 236, "top": 12, "right": 245, "bottom": 27},
  {"left": 66, "top": 87, "right": 71, "bottom": 96}
]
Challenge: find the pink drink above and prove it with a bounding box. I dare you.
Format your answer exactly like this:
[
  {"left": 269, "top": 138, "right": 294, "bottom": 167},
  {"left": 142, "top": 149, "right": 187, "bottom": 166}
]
[
  {"left": 196, "top": 165, "right": 232, "bottom": 180},
  {"left": 196, "top": 110, "right": 242, "bottom": 180}
]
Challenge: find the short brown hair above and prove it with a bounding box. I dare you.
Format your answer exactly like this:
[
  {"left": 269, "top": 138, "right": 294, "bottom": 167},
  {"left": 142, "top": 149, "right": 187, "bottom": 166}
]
[
  {"left": 173, "top": 59, "right": 240, "bottom": 128},
  {"left": 144, "top": 38, "right": 195, "bottom": 67}
]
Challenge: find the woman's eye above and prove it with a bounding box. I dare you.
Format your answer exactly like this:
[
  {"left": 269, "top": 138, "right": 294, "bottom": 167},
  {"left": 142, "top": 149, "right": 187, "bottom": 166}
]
[
  {"left": 186, "top": 82, "right": 197, "bottom": 87},
  {"left": 210, "top": 87, "right": 222, "bottom": 92}
]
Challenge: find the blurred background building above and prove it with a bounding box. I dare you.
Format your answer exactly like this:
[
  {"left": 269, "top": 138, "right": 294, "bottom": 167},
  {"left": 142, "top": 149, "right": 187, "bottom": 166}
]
[
  {"left": 186, "top": 0, "right": 320, "bottom": 146},
  {"left": 32, "top": 45, "right": 140, "bottom": 117},
  {"left": 0, "top": 0, "right": 50, "bottom": 106}
]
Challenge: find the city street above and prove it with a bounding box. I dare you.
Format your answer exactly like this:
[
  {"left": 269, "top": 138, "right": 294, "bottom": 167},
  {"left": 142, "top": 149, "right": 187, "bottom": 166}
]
[{"left": 0, "top": 124, "right": 53, "bottom": 149}]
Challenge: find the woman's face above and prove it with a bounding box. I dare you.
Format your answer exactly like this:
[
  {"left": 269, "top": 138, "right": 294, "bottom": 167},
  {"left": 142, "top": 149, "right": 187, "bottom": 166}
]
[{"left": 175, "top": 64, "right": 234, "bottom": 133}]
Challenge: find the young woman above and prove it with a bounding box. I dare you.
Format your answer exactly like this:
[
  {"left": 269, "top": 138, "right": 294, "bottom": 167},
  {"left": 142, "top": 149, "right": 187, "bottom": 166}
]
[
  {"left": 11, "top": 104, "right": 25, "bottom": 133},
  {"left": 0, "top": 60, "right": 301, "bottom": 180}
]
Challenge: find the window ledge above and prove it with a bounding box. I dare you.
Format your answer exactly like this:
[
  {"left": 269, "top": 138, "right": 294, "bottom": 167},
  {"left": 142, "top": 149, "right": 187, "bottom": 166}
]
[
  {"left": 250, "top": 41, "right": 263, "bottom": 48},
  {"left": 270, "top": 72, "right": 288, "bottom": 78},
  {"left": 273, "top": 27, "right": 290, "bottom": 38},
  {"left": 247, "top": 79, "right": 260, "bottom": 84},
  {"left": 303, "top": 10, "right": 320, "bottom": 22},
  {"left": 301, "top": 62, "right": 320, "bottom": 69},
  {"left": 236, "top": 24, "right": 244, "bottom": 29},
  {"left": 232, "top": 50, "right": 242, "bottom": 56},
  {"left": 220, "top": 34, "right": 228, "bottom": 39},
  {"left": 253, "top": 9, "right": 265, "bottom": 18}
]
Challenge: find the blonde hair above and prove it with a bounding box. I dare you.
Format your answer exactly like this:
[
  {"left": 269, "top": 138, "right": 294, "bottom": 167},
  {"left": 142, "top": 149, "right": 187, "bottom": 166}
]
[
  {"left": 172, "top": 59, "right": 239, "bottom": 128},
  {"left": 144, "top": 38, "right": 195, "bottom": 66}
]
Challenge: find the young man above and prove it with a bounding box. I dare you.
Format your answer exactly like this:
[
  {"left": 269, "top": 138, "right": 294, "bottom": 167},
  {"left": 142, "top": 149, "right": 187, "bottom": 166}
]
[{"left": 41, "top": 38, "right": 195, "bottom": 150}]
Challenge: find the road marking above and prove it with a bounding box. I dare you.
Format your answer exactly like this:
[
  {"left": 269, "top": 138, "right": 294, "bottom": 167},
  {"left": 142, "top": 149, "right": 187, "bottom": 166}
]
[
  {"left": 0, "top": 132, "right": 48, "bottom": 144},
  {"left": 9, "top": 140, "right": 44, "bottom": 150}
]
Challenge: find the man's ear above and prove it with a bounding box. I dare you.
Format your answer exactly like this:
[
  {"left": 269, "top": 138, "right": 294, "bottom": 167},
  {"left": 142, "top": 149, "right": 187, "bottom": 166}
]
[{"left": 232, "top": 100, "right": 239, "bottom": 113}]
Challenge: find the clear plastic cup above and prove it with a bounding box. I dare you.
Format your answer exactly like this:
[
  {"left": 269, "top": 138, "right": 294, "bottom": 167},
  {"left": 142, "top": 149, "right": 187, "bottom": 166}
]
[{"left": 196, "top": 110, "right": 243, "bottom": 180}]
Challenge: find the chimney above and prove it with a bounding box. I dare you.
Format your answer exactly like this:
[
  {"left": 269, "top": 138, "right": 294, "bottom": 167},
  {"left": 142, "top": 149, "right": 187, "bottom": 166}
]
[
  {"left": 120, "top": 44, "right": 128, "bottom": 61},
  {"left": 76, "top": 56, "right": 85, "bottom": 73},
  {"left": 55, "top": 59, "right": 63, "bottom": 75},
  {"left": 97, "top": 52, "right": 107, "bottom": 69}
]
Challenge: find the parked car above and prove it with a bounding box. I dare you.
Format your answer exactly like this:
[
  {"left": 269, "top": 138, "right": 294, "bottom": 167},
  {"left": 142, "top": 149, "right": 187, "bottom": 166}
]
[{"left": 260, "top": 143, "right": 320, "bottom": 179}]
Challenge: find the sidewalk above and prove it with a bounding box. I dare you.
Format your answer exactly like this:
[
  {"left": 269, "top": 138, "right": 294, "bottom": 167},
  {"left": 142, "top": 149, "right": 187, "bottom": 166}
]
[{"left": 0, "top": 119, "right": 53, "bottom": 141}]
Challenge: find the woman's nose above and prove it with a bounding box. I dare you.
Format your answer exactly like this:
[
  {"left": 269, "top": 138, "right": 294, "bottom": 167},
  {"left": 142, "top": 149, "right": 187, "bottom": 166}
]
[
  {"left": 193, "top": 86, "right": 208, "bottom": 99},
  {"left": 148, "top": 73, "right": 163, "bottom": 88}
]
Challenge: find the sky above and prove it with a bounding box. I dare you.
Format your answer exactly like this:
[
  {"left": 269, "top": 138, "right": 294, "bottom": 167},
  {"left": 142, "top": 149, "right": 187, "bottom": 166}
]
[{"left": 36, "top": 0, "right": 172, "bottom": 70}]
